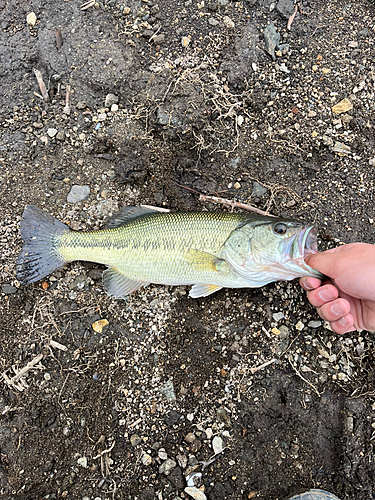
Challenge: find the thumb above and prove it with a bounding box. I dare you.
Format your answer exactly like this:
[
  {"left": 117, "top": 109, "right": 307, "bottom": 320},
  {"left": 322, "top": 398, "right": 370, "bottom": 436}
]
[{"left": 304, "top": 247, "right": 343, "bottom": 279}]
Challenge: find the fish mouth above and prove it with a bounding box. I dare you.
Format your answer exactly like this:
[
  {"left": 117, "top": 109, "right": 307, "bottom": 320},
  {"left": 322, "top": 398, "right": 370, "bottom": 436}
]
[{"left": 298, "top": 225, "right": 318, "bottom": 258}]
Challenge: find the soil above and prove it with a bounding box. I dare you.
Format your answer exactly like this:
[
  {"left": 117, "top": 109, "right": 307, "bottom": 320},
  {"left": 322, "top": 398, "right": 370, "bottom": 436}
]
[{"left": 1, "top": 0, "right": 375, "bottom": 499}]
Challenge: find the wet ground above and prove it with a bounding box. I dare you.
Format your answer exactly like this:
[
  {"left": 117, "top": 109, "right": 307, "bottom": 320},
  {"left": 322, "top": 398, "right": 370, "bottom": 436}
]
[{"left": 1, "top": 0, "right": 375, "bottom": 499}]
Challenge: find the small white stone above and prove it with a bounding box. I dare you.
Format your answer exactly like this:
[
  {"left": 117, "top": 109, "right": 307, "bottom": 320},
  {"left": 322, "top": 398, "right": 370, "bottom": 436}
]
[
  {"left": 111, "top": 103, "right": 119, "bottom": 112},
  {"left": 44, "top": 373, "right": 51, "bottom": 381},
  {"left": 273, "top": 312, "right": 284, "bottom": 322},
  {"left": 184, "top": 487, "right": 207, "bottom": 500},
  {"left": 77, "top": 456, "right": 88, "bottom": 468},
  {"left": 181, "top": 36, "right": 191, "bottom": 47},
  {"left": 252, "top": 62, "right": 257, "bottom": 72},
  {"left": 295, "top": 321, "right": 304, "bottom": 331},
  {"left": 142, "top": 453, "right": 152, "bottom": 466},
  {"left": 27, "top": 12, "right": 37, "bottom": 26},
  {"left": 98, "top": 112, "right": 107, "bottom": 121},
  {"left": 223, "top": 16, "right": 235, "bottom": 29},
  {"left": 212, "top": 436, "right": 224, "bottom": 455},
  {"left": 187, "top": 413, "right": 194, "bottom": 422},
  {"left": 47, "top": 128, "right": 58, "bottom": 138}
]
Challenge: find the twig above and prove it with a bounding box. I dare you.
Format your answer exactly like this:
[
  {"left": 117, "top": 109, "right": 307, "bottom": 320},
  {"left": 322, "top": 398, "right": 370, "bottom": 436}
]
[
  {"left": 63, "top": 84, "right": 71, "bottom": 115},
  {"left": 249, "top": 358, "right": 277, "bottom": 374},
  {"left": 55, "top": 29, "right": 63, "bottom": 50},
  {"left": 2, "top": 353, "right": 44, "bottom": 391},
  {"left": 33, "top": 69, "right": 49, "bottom": 101},
  {"left": 288, "top": 359, "right": 321, "bottom": 397},
  {"left": 140, "top": 204, "right": 170, "bottom": 213},
  {"left": 199, "top": 194, "right": 276, "bottom": 217},
  {"left": 49, "top": 339, "right": 68, "bottom": 351}
]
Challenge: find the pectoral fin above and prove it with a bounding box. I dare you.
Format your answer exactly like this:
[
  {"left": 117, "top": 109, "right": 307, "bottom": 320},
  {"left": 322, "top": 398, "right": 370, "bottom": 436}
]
[
  {"left": 185, "top": 249, "right": 225, "bottom": 272},
  {"left": 103, "top": 267, "right": 148, "bottom": 297},
  {"left": 189, "top": 284, "right": 223, "bottom": 298}
]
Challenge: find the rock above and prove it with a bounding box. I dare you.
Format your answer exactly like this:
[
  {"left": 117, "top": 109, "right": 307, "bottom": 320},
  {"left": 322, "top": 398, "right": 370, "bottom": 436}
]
[
  {"left": 186, "top": 472, "right": 202, "bottom": 487},
  {"left": 130, "top": 434, "right": 142, "bottom": 446},
  {"left": 184, "top": 487, "right": 207, "bottom": 500},
  {"left": 47, "top": 128, "right": 58, "bottom": 138},
  {"left": 105, "top": 93, "right": 118, "bottom": 108},
  {"left": 67, "top": 185, "right": 90, "bottom": 203},
  {"left": 98, "top": 112, "right": 107, "bottom": 121},
  {"left": 153, "top": 34, "right": 165, "bottom": 45},
  {"left": 142, "top": 453, "right": 152, "bottom": 465},
  {"left": 208, "top": 17, "right": 219, "bottom": 26},
  {"left": 56, "top": 130, "right": 65, "bottom": 141},
  {"left": 212, "top": 436, "right": 224, "bottom": 455},
  {"left": 158, "top": 448, "right": 168, "bottom": 460},
  {"left": 184, "top": 432, "right": 196, "bottom": 444},
  {"left": 332, "top": 98, "right": 353, "bottom": 114},
  {"left": 159, "top": 458, "right": 177, "bottom": 475},
  {"left": 276, "top": 0, "right": 294, "bottom": 18},
  {"left": 216, "top": 406, "right": 231, "bottom": 424},
  {"left": 26, "top": 12, "right": 37, "bottom": 26},
  {"left": 111, "top": 104, "right": 119, "bottom": 112},
  {"left": 369, "top": 158, "right": 375, "bottom": 167},
  {"left": 76, "top": 101, "right": 87, "bottom": 109},
  {"left": 164, "top": 409, "right": 181, "bottom": 426},
  {"left": 92, "top": 319, "right": 109, "bottom": 333},
  {"left": 308, "top": 320, "right": 322, "bottom": 328},
  {"left": 332, "top": 142, "right": 351, "bottom": 156},
  {"left": 295, "top": 321, "right": 304, "bottom": 331},
  {"left": 251, "top": 181, "right": 268, "bottom": 197},
  {"left": 263, "top": 23, "right": 280, "bottom": 60},
  {"left": 160, "top": 379, "right": 176, "bottom": 402},
  {"left": 77, "top": 456, "right": 88, "bottom": 468},
  {"left": 168, "top": 466, "right": 184, "bottom": 489},
  {"left": 223, "top": 16, "right": 235, "bottom": 29},
  {"left": 273, "top": 312, "right": 284, "bottom": 322},
  {"left": 2, "top": 284, "right": 18, "bottom": 294},
  {"left": 181, "top": 36, "right": 191, "bottom": 47},
  {"left": 279, "top": 63, "right": 290, "bottom": 73}
]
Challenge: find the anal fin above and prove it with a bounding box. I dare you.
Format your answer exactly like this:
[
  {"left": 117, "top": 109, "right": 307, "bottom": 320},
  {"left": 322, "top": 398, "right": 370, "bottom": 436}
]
[
  {"left": 103, "top": 267, "right": 148, "bottom": 298},
  {"left": 189, "top": 284, "right": 223, "bottom": 298}
]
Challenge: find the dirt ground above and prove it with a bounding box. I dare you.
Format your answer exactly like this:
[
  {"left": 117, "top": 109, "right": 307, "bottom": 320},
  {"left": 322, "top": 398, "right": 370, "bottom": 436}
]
[{"left": 1, "top": 0, "right": 375, "bottom": 499}]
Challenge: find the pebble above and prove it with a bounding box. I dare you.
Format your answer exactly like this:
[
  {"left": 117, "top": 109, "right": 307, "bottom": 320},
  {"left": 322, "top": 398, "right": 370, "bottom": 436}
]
[
  {"left": 252, "top": 181, "right": 268, "bottom": 197},
  {"left": 44, "top": 373, "right": 51, "bottom": 381},
  {"left": 212, "top": 436, "right": 224, "bottom": 455},
  {"left": 164, "top": 409, "right": 180, "bottom": 426},
  {"left": 279, "top": 63, "right": 290, "bottom": 73},
  {"left": 273, "top": 312, "right": 284, "bottom": 322},
  {"left": 223, "top": 16, "right": 235, "bottom": 29},
  {"left": 216, "top": 406, "right": 230, "bottom": 424},
  {"left": 295, "top": 321, "right": 304, "bottom": 331},
  {"left": 369, "top": 158, "right": 375, "bottom": 167},
  {"left": 186, "top": 472, "right": 202, "bottom": 487},
  {"left": 332, "top": 98, "right": 353, "bottom": 114},
  {"left": 263, "top": 23, "right": 280, "bottom": 60},
  {"left": 153, "top": 34, "right": 165, "bottom": 45},
  {"left": 92, "top": 319, "right": 109, "bottom": 333},
  {"left": 67, "top": 185, "right": 90, "bottom": 204},
  {"left": 2, "top": 284, "right": 18, "bottom": 294},
  {"left": 56, "top": 130, "right": 66, "bottom": 141},
  {"left": 130, "top": 434, "right": 142, "bottom": 446},
  {"left": 98, "top": 112, "right": 107, "bottom": 121},
  {"left": 160, "top": 379, "right": 176, "bottom": 402},
  {"left": 158, "top": 448, "right": 168, "bottom": 460},
  {"left": 111, "top": 103, "right": 118, "bottom": 112},
  {"left": 308, "top": 320, "right": 322, "bottom": 328},
  {"left": 208, "top": 17, "right": 219, "bottom": 26},
  {"left": 181, "top": 36, "right": 190, "bottom": 47},
  {"left": 105, "top": 93, "right": 118, "bottom": 108},
  {"left": 142, "top": 453, "right": 152, "bottom": 466},
  {"left": 77, "top": 457, "right": 88, "bottom": 468},
  {"left": 332, "top": 142, "right": 351, "bottom": 156},
  {"left": 26, "top": 12, "right": 37, "bottom": 26},
  {"left": 184, "top": 487, "right": 207, "bottom": 500},
  {"left": 159, "top": 458, "right": 177, "bottom": 475},
  {"left": 47, "top": 128, "right": 58, "bottom": 138},
  {"left": 185, "top": 432, "right": 196, "bottom": 444},
  {"left": 76, "top": 101, "right": 87, "bottom": 109}
]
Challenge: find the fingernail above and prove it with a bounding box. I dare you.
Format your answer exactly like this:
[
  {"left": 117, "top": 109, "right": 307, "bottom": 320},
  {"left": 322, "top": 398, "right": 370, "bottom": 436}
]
[
  {"left": 338, "top": 316, "right": 349, "bottom": 327},
  {"left": 304, "top": 282, "right": 314, "bottom": 291},
  {"left": 319, "top": 288, "right": 335, "bottom": 302},
  {"left": 331, "top": 303, "right": 345, "bottom": 316}
]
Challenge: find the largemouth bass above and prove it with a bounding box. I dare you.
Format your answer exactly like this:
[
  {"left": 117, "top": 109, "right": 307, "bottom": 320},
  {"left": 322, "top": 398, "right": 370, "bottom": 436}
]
[{"left": 16, "top": 205, "right": 323, "bottom": 298}]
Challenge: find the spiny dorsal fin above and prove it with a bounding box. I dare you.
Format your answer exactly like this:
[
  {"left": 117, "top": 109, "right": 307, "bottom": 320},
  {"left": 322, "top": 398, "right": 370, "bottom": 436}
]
[{"left": 105, "top": 206, "right": 159, "bottom": 229}]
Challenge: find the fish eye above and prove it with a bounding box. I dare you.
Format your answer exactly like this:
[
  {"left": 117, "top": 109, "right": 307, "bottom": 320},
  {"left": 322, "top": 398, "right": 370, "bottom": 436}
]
[{"left": 273, "top": 223, "right": 287, "bottom": 235}]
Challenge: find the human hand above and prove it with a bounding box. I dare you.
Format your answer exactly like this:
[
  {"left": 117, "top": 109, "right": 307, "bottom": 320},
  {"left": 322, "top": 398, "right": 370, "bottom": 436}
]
[{"left": 300, "top": 243, "right": 375, "bottom": 334}]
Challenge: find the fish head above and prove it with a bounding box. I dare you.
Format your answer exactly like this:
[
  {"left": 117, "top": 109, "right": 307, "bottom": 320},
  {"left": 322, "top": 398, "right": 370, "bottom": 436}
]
[{"left": 223, "top": 216, "right": 323, "bottom": 286}]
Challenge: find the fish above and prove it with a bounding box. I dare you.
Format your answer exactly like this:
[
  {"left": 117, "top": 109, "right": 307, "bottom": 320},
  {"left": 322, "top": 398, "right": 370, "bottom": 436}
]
[{"left": 16, "top": 205, "right": 323, "bottom": 299}]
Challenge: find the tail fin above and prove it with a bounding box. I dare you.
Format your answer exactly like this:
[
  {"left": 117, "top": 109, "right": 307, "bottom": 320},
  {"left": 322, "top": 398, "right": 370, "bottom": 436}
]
[{"left": 16, "top": 205, "right": 70, "bottom": 285}]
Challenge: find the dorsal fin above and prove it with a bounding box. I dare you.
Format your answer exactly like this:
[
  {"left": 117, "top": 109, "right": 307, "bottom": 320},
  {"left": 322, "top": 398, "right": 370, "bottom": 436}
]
[{"left": 105, "top": 206, "right": 159, "bottom": 229}]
